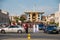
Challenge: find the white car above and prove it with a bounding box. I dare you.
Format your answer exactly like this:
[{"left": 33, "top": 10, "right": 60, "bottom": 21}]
[{"left": 0, "top": 25, "right": 25, "bottom": 33}]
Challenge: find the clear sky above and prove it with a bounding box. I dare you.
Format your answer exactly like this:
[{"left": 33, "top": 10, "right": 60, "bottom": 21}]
[{"left": 0, "top": 0, "right": 60, "bottom": 16}]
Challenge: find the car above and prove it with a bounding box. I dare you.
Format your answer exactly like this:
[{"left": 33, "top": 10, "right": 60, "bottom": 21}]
[
  {"left": 43, "top": 25, "right": 59, "bottom": 34},
  {"left": 38, "top": 24, "right": 44, "bottom": 30},
  {"left": 57, "top": 27, "right": 60, "bottom": 33},
  {"left": 0, "top": 25, "right": 25, "bottom": 34}
]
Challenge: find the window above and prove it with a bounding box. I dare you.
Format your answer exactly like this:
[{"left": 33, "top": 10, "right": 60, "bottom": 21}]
[
  {"left": 9, "top": 26, "right": 19, "bottom": 28},
  {"left": 38, "top": 18, "right": 40, "bottom": 19},
  {"left": 32, "top": 13, "right": 35, "bottom": 16},
  {"left": 29, "top": 18, "right": 30, "bottom": 19}
]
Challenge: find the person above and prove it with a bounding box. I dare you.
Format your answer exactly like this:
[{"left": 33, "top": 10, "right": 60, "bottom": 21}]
[
  {"left": 33, "top": 24, "right": 35, "bottom": 33},
  {"left": 23, "top": 23, "right": 28, "bottom": 33}
]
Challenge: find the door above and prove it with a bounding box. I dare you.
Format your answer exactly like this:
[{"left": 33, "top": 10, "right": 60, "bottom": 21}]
[
  {"left": 8, "top": 26, "right": 15, "bottom": 32},
  {"left": 12, "top": 26, "right": 19, "bottom": 32},
  {"left": 5, "top": 26, "right": 13, "bottom": 32}
]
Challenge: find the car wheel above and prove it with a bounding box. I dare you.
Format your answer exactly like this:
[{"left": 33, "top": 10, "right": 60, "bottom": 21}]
[
  {"left": 56, "top": 31, "right": 59, "bottom": 34},
  {"left": 59, "top": 30, "right": 60, "bottom": 34},
  {"left": 57, "top": 31, "right": 59, "bottom": 34},
  {"left": 17, "top": 30, "right": 22, "bottom": 34},
  {"left": 1, "top": 30, "right": 6, "bottom": 34}
]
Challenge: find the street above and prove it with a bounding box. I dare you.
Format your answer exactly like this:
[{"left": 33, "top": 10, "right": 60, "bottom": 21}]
[{"left": 0, "top": 30, "right": 60, "bottom": 40}]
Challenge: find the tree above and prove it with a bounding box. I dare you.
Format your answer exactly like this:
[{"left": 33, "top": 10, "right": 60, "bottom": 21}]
[
  {"left": 20, "top": 15, "right": 26, "bottom": 22},
  {"left": 49, "top": 22, "right": 59, "bottom": 26},
  {"left": 13, "top": 16, "right": 20, "bottom": 23},
  {"left": 49, "top": 22, "right": 55, "bottom": 24},
  {"left": 55, "top": 23, "right": 59, "bottom": 26}
]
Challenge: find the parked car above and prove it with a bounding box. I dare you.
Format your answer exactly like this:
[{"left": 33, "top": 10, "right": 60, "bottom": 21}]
[
  {"left": 0, "top": 25, "right": 25, "bottom": 34},
  {"left": 43, "top": 25, "right": 59, "bottom": 34},
  {"left": 57, "top": 27, "right": 60, "bottom": 33},
  {"left": 38, "top": 24, "right": 44, "bottom": 30}
]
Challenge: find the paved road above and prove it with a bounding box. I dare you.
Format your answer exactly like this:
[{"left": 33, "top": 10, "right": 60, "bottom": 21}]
[{"left": 0, "top": 30, "right": 60, "bottom": 40}]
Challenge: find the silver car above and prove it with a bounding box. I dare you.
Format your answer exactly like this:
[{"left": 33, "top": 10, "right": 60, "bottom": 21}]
[{"left": 0, "top": 25, "right": 25, "bottom": 33}]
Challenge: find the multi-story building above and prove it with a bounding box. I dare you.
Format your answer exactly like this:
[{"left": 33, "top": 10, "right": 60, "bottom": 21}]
[
  {"left": 55, "top": 3, "right": 60, "bottom": 27},
  {"left": 46, "top": 14, "right": 55, "bottom": 23},
  {"left": 55, "top": 11, "right": 60, "bottom": 27},
  {"left": 9, "top": 16, "right": 20, "bottom": 25},
  {"left": 0, "top": 9, "right": 10, "bottom": 25},
  {"left": 9, "top": 16, "right": 20, "bottom": 22},
  {"left": 42, "top": 16, "right": 47, "bottom": 21},
  {"left": 25, "top": 12, "right": 44, "bottom": 22},
  {"left": 55, "top": 12, "right": 60, "bottom": 23}
]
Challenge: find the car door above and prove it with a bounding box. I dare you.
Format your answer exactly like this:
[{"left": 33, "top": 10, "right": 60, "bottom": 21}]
[
  {"left": 12, "top": 26, "right": 19, "bottom": 32},
  {"left": 8, "top": 26, "right": 15, "bottom": 32},
  {"left": 5, "top": 26, "right": 13, "bottom": 32}
]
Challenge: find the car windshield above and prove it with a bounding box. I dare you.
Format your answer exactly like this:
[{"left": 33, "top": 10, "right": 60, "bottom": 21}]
[{"left": 39, "top": 24, "right": 44, "bottom": 27}]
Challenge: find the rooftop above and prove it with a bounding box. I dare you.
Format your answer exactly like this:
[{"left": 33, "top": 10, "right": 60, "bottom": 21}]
[
  {"left": 24, "top": 12, "right": 44, "bottom": 14},
  {"left": 0, "top": 9, "right": 8, "bottom": 15}
]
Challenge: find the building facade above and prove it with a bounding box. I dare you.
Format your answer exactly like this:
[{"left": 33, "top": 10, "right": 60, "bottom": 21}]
[
  {"left": 42, "top": 16, "right": 47, "bottom": 21},
  {"left": 9, "top": 16, "right": 20, "bottom": 22},
  {"left": 46, "top": 14, "right": 55, "bottom": 23},
  {"left": 0, "top": 9, "right": 10, "bottom": 25},
  {"left": 25, "top": 12, "right": 44, "bottom": 22},
  {"left": 55, "top": 11, "right": 60, "bottom": 27},
  {"left": 9, "top": 16, "right": 20, "bottom": 25},
  {"left": 55, "top": 3, "right": 60, "bottom": 27}
]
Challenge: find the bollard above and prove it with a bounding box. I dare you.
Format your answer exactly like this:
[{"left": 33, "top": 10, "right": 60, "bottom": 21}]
[{"left": 28, "top": 34, "right": 31, "bottom": 40}]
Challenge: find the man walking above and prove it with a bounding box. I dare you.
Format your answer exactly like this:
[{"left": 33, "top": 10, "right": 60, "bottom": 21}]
[{"left": 23, "top": 23, "right": 28, "bottom": 33}]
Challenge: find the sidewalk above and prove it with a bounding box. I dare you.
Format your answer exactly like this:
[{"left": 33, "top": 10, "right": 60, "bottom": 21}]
[{"left": 2, "top": 38, "right": 58, "bottom": 40}]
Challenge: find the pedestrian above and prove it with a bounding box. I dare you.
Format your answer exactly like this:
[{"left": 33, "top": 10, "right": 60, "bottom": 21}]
[
  {"left": 23, "top": 23, "right": 28, "bottom": 33},
  {"left": 25, "top": 23, "right": 28, "bottom": 33}
]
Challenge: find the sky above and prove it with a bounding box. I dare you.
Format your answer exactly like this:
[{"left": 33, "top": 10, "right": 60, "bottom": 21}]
[{"left": 0, "top": 0, "right": 60, "bottom": 16}]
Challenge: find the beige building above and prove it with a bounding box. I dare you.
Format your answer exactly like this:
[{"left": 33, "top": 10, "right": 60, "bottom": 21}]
[
  {"left": 25, "top": 12, "right": 44, "bottom": 22},
  {"left": 9, "top": 16, "right": 20, "bottom": 22},
  {"left": 42, "top": 16, "right": 47, "bottom": 21},
  {"left": 9, "top": 16, "right": 20, "bottom": 25},
  {"left": 55, "top": 12, "right": 60, "bottom": 23},
  {"left": 46, "top": 14, "right": 55, "bottom": 23},
  {"left": 55, "top": 11, "right": 60, "bottom": 27},
  {"left": 0, "top": 9, "right": 10, "bottom": 24},
  {"left": 55, "top": 3, "right": 60, "bottom": 27}
]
